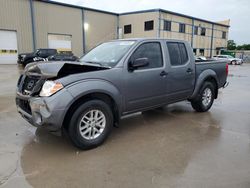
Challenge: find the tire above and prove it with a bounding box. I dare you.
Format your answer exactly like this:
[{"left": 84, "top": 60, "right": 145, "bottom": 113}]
[
  {"left": 231, "top": 60, "right": 236, "bottom": 65},
  {"left": 68, "top": 100, "right": 113, "bottom": 150},
  {"left": 191, "top": 82, "right": 215, "bottom": 112}
]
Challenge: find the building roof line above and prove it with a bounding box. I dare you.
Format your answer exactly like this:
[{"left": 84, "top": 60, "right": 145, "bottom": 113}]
[
  {"left": 38, "top": 0, "right": 119, "bottom": 15},
  {"left": 119, "top": 8, "right": 230, "bottom": 27},
  {"left": 40, "top": 1, "right": 229, "bottom": 27}
]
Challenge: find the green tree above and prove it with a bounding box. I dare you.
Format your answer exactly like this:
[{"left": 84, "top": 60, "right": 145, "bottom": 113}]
[
  {"left": 227, "top": 40, "right": 236, "bottom": 50},
  {"left": 236, "top": 44, "right": 250, "bottom": 50}
]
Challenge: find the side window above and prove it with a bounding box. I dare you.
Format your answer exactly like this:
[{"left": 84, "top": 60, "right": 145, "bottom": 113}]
[
  {"left": 47, "top": 50, "right": 51, "bottom": 55},
  {"left": 38, "top": 50, "right": 46, "bottom": 56},
  {"left": 222, "top": 31, "right": 226, "bottom": 39},
  {"left": 124, "top": 24, "right": 132, "bottom": 34},
  {"left": 179, "top": 43, "right": 188, "bottom": 63},
  {"left": 199, "top": 49, "right": 205, "bottom": 56},
  {"left": 194, "top": 26, "right": 198, "bottom": 35},
  {"left": 193, "top": 48, "right": 197, "bottom": 55},
  {"left": 144, "top": 20, "right": 154, "bottom": 31},
  {"left": 179, "top": 23, "right": 186, "bottom": 33},
  {"left": 167, "top": 42, "right": 189, "bottom": 66},
  {"left": 163, "top": 20, "right": 171, "bottom": 31},
  {"left": 130, "top": 42, "right": 163, "bottom": 70},
  {"left": 201, "top": 27, "right": 206, "bottom": 36}
]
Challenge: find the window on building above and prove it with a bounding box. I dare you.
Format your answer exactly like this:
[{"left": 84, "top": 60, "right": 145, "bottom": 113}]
[
  {"left": 200, "top": 49, "right": 205, "bottom": 56},
  {"left": 130, "top": 42, "right": 163, "bottom": 69},
  {"left": 163, "top": 20, "right": 171, "bottom": 31},
  {"left": 124, "top": 24, "right": 132, "bottom": 34},
  {"left": 194, "top": 26, "right": 198, "bottom": 35},
  {"left": 193, "top": 49, "right": 197, "bottom": 55},
  {"left": 179, "top": 23, "right": 186, "bottom": 33},
  {"left": 144, "top": 20, "right": 154, "bottom": 31},
  {"left": 167, "top": 42, "right": 188, "bottom": 66},
  {"left": 222, "top": 31, "right": 226, "bottom": 39},
  {"left": 201, "top": 27, "right": 206, "bottom": 36}
]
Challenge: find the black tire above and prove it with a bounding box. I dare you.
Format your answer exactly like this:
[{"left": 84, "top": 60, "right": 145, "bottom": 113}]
[
  {"left": 191, "top": 82, "right": 215, "bottom": 112},
  {"left": 68, "top": 100, "right": 113, "bottom": 150},
  {"left": 231, "top": 60, "right": 236, "bottom": 65}
]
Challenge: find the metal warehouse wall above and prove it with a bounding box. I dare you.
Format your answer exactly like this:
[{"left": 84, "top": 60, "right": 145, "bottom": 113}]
[
  {"left": 33, "top": 1, "right": 84, "bottom": 56},
  {"left": 0, "top": 0, "right": 33, "bottom": 53},
  {"left": 119, "top": 12, "right": 159, "bottom": 39},
  {"left": 84, "top": 10, "right": 118, "bottom": 52}
]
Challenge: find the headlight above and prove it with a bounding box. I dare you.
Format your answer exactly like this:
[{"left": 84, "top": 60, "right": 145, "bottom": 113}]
[{"left": 39, "top": 81, "right": 63, "bottom": 97}]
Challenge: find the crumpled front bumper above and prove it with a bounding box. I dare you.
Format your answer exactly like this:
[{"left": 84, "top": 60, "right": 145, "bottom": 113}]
[{"left": 16, "top": 88, "right": 74, "bottom": 132}]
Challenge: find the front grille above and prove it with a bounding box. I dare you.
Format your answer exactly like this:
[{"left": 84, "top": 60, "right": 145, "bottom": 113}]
[
  {"left": 16, "top": 98, "right": 31, "bottom": 114},
  {"left": 22, "top": 76, "right": 40, "bottom": 95}
]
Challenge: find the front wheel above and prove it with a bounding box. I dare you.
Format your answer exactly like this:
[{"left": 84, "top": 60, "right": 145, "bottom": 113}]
[
  {"left": 68, "top": 100, "right": 113, "bottom": 150},
  {"left": 191, "top": 82, "right": 215, "bottom": 112}
]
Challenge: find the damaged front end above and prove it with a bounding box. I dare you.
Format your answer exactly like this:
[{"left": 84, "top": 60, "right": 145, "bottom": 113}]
[{"left": 16, "top": 61, "right": 110, "bottom": 132}]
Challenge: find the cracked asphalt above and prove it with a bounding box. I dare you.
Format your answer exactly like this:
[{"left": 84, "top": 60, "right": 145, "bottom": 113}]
[{"left": 0, "top": 64, "right": 250, "bottom": 188}]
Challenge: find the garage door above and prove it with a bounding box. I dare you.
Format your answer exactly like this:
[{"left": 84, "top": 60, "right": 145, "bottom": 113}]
[
  {"left": 48, "top": 34, "right": 72, "bottom": 53},
  {"left": 0, "top": 30, "right": 18, "bottom": 64}
]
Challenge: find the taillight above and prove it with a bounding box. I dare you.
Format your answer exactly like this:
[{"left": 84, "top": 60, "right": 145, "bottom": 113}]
[{"left": 226, "top": 63, "right": 229, "bottom": 76}]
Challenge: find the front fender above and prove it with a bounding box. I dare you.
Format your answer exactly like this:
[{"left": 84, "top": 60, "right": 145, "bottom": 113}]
[
  {"left": 190, "top": 69, "right": 219, "bottom": 99},
  {"left": 65, "top": 79, "right": 123, "bottom": 112}
]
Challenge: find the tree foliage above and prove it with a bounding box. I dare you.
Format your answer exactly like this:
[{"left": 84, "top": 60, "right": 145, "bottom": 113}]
[
  {"left": 236, "top": 44, "right": 250, "bottom": 50},
  {"left": 227, "top": 40, "right": 236, "bottom": 50},
  {"left": 227, "top": 40, "right": 250, "bottom": 51}
]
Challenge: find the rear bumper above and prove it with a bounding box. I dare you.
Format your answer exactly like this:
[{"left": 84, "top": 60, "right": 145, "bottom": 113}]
[
  {"left": 16, "top": 88, "right": 74, "bottom": 132},
  {"left": 223, "top": 81, "right": 229, "bottom": 88}
]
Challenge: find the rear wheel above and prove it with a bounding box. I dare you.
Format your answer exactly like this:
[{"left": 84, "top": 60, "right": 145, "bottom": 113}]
[
  {"left": 68, "top": 100, "right": 113, "bottom": 150},
  {"left": 231, "top": 60, "right": 236, "bottom": 65},
  {"left": 191, "top": 82, "right": 215, "bottom": 112}
]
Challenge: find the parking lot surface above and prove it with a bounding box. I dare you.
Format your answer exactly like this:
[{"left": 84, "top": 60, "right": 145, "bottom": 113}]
[{"left": 0, "top": 64, "right": 250, "bottom": 188}]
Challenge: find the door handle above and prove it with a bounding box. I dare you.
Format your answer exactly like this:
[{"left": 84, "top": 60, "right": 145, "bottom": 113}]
[
  {"left": 160, "top": 71, "right": 168, "bottom": 77},
  {"left": 186, "top": 68, "right": 193, "bottom": 74}
]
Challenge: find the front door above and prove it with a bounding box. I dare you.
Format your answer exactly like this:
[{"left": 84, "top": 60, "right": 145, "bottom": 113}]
[{"left": 124, "top": 41, "right": 168, "bottom": 112}]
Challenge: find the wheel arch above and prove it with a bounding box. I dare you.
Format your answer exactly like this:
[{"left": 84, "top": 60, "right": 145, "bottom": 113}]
[
  {"left": 62, "top": 92, "right": 120, "bottom": 131},
  {"left": 190, "top": 69, "right": 219, "bottom": 100}
]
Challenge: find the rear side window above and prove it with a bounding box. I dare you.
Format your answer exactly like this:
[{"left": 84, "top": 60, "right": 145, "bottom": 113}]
[
  {"left": 179, "top": 43, "right": 188, "bottom": 63},
  {"left": 167, "top": 42, "right": 189, "bottom": 66},
  {"left": 130, "top": 42, "right": 163, "bottom": 69}
]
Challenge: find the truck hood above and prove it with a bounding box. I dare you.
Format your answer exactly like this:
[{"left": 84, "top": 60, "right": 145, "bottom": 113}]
[{"left": 24, "top": 61, "right": 110, "bottom": 78}]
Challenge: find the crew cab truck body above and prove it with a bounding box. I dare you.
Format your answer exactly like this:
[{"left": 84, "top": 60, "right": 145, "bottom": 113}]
[
  {"left": 16, "top": 39, "right": 228, "bottom": 149},
  {"left": 17, "top": 48, "right": 57, "bottom": 66}
]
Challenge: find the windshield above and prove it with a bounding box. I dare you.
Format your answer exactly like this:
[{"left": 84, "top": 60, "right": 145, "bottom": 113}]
[{"left": 79, "top": 41, "right": 135, "bottom": 67}]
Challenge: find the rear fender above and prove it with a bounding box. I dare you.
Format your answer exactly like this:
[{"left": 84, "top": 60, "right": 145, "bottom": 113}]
[{"left": 189, "top": 69, "right": 219, "bottom": 100}]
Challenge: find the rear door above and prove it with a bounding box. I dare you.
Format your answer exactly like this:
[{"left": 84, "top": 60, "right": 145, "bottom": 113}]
[
  {"left": 124, "top": 41, "right": 168, "bottom": 112},
  {"left": 165, "top": 42, "right": 195, "bottom": 101}
]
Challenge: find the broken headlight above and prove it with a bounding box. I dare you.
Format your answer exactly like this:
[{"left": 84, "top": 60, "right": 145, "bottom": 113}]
[{"left": 39, "top": 81, "right": 63, "bottom": 97}]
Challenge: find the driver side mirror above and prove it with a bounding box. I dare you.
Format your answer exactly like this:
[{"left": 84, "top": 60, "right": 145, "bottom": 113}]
[{"left": 129, "top": 57, "right": 149, "bottom": 71}]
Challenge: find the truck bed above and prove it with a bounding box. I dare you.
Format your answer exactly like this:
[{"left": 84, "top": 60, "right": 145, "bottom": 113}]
[{"left": 195, "top": 60, "right": 228, "bottom": 88}]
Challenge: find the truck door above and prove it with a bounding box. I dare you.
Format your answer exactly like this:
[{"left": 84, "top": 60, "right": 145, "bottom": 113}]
[
  {"left": 165, "top": 42, "right": 195, "bottom": 101},
  {"left": 124, "top": 41, "right": 168, "bottom": 112}
]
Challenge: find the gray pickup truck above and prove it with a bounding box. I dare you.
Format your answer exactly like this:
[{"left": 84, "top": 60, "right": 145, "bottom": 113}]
[{"left": 16, "top": 38, "right": 228, "bottom": 149}]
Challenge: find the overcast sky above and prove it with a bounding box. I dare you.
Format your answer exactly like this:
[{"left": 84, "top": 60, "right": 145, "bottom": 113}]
[{"left": 53, "top": 0, "right": 249, "bottom": 45}]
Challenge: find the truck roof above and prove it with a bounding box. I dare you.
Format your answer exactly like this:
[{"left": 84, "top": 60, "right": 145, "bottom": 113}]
[{"left": 113, "top": 38, "right": 188, "bottom": 43}]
